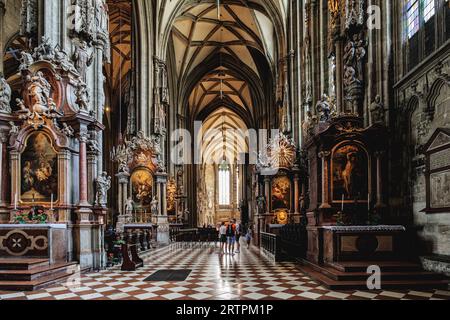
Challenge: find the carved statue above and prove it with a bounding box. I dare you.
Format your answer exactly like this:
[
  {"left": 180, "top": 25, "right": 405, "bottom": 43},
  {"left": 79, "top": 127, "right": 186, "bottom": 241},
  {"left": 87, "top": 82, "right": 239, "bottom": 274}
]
[
  {"left": 19, "top": 51, "right": 34, "bottom": 71},
  {"left": 33, "top": 36, "right": 55, "bottom": 61},
  {"left": 76, "top": 81, "right": 90, "bottom": 111},
  {"left": 88, "top": 138, "right": 101, "bottom": 153},
  {"left": 27, "top": 71, "right": 52, "bottom": 114},
  {"left": 54, "top": 45, "right": 78, "bottom": 73},
  {"left": 316, "top": 94, "right": 332, "bottom": 122},
  {"left": 61, "top": 123, "right": 75, "bottom": 137},
  {"left": 9, "top": 122, "right": 19, "bottom": 136},
  {"left": 370, "top": 95, "right": 386, "bottom": 124},
  {"left": 95, "top": 171, "right": 111, "bottom": 207},
  {"left": 303, "top": 110, "right": 318, "bottom": 137},
  {"left": 95, "top": 0, "right": 109, "bottom": 36},
  {"left": 355, "top": 33, "right": 367, "bottom": 82},
  {"left": 73, "top": 41, "right": 93, "bottom": 81},
  {"left": 151, "top": 196, "right": 159, "bottom": 216},
  {"left": 0, "top": 74, "right": 11, "bottom": 113},
  {"left": 16, "top": 98, "right": 27, "bottom": 111},
  {"left": 256, "top": 195, "right": 267, "bottom": 213},
  {"left": 125, "top": 197, "right": 134, "bottom": 216}
]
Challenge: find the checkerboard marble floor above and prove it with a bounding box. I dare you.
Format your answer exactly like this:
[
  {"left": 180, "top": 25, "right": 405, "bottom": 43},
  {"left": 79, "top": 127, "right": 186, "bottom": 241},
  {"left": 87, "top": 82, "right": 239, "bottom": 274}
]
[{"left": 1, "top": 243, "right": 449, "bottom": 301}]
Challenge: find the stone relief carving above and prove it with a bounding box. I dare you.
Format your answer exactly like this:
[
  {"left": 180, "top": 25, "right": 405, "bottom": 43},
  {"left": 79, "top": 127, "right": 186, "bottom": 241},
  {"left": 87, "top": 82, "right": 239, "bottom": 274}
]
[
  {"left": 302, "top": 110, "right": 318, "bottom": 137},
  {"left": 345, "top": 0, "right": 365, "bottom": 29},
  {"left": 19, "top": 52, "right": 34, "bottom": 71},
  {"left": 95, "top": 171, "right": 111, "bottom": 207},
  {"left": 9, "top": 121, "right": 19, "bottom": 136},
  {"left": 20, "top": 0, "right": 38, "bottom": 37},
  {"left": 75, "top": 81, "right": 90, "bottom": 111},
  {"left": 316, "top": 94, "right": 333, "bottom": 122},
  {"left": 0, "top": 74, "right": 11, "bottom": 113},
  {"left": 111, "top": 144, "right": 131, "bottom": 174},
  {"left": 60, "top": 123, "right": 75, "bottom": 137},
  {"left": 370, "top": 95, "right": 386, "bottom": 125},
  {"left": 33, "top": 37, "right": 55, "bottom": 61}
]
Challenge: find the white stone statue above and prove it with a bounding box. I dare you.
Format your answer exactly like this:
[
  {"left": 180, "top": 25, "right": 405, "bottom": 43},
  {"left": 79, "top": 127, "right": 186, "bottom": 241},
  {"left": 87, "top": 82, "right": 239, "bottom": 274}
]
[
  {"left": 73, "top": 41, "right": 93, "bottom": 81},
  {"left": 125, "top": 197, "right": 134, "bottom": 216},
  {"left": 0, "top": 74, "right": 11, "bottom": 113},
  {"left": 28, "top": 71, "right": 52, "bottom": 114},
  {"left": 95, "top": 171, "right": 111, "bottom": 207},
  {"left": 9, "top": 122, "right": 19, "bottom": 136},
  {"left": 151, "top": 196, "right": 159, "bottom": 216}
]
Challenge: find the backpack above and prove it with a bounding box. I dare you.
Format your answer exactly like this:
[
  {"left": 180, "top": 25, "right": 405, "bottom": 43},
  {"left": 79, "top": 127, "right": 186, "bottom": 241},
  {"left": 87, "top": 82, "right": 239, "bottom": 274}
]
[{"left": 226, "top": 224, "right": 235, "bottom": 236}]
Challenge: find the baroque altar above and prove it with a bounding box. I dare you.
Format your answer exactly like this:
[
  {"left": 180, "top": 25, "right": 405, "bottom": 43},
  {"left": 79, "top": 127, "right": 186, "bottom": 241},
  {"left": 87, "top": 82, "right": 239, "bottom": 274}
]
[{"left": 0, "top": 38, "right": 106, "bottom": 269}]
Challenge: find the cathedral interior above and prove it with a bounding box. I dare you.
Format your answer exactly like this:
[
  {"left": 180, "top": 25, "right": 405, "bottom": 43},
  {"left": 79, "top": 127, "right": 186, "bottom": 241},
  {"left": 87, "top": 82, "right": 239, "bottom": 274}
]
[{"left": 0, "top": 0, "right": 449, "bottom": 302}]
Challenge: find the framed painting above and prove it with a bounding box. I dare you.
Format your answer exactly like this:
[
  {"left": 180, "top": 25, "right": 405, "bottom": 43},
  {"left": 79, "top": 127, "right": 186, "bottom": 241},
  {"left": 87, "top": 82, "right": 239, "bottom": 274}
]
[
  {"left": 131, "top": 168, "right": 153, "bottom": 207},
  {"left": 20, "top": 132, "right": 58, "bottom": 203},
  {"left": 331, "top": 143, "right": 369, "bottom": 202},
  {"left": 271, "top": 176, "right": 291, "bottom": 211}
]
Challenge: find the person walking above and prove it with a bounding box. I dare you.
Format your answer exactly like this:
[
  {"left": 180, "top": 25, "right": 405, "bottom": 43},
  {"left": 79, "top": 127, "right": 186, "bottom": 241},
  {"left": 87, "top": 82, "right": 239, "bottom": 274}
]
[
  {"left": 219, "top": 222, "right": 227, "bottom": 254},
  {"left": 235, "top": 220, "right": 242, "bottom": 253},
  {"left": 226, "top": 219, "right": 237, "bottom": 255},
  {"left": 245, "top": 225, "right": 253, "bottom": 249}
]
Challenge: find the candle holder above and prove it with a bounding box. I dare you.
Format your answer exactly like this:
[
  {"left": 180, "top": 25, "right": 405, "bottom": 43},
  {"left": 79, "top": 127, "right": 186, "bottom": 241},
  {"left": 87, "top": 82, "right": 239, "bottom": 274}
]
[
  {"left": 48, "top": 209, "right": 57, "bottom": 223},
  {"left": 334, "top": 211, "right": 346, "bottom": 226}
]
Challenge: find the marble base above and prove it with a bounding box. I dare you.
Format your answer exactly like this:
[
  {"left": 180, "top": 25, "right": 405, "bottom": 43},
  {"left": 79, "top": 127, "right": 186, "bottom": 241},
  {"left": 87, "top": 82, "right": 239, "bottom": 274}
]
[
  {"left": 156, "top": 215, "right": 170, "bottom": 245},
  {"left": 0, "top": 224, "right": 68, "bottom": 264}
]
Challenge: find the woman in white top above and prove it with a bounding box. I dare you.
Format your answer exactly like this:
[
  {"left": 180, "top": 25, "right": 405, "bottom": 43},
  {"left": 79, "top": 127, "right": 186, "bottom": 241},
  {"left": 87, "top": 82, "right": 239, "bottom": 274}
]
[{"left": 219, "top": 222, "right": 227, "bottom": 254}]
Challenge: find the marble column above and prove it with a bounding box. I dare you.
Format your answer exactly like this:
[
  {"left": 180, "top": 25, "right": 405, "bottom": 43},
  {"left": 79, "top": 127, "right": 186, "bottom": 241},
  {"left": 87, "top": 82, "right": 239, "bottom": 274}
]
[
  {"left": 116, "top": 172, "right": 130, "bottom": 215},
  {"left": 156, "top": 173, "right": 169, "bottom": 245},
  {"left": 57, "top": 150, "right": 71, "bottom": 222},
  {"left": 76, "top": 132, "right": 92, "bottom": 222},
  {"left": 335, "top": 39, "right": 344, "bottom": 114},
  {"left": 0, "top": 131, "right": 8, "bottom": 222},
  {"left": 375, "top": 151, "right": 385, "bottom": 208},
  {"left": 319, "top": 151, "right": 331, "bottom": 209},
  {"left": 87, "top": 151, "right": 98, "bottom": 206}
]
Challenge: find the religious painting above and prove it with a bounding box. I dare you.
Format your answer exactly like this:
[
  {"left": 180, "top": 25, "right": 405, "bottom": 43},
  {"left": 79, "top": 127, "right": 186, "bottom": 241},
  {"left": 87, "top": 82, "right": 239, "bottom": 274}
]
[
  {"left": 332, "top": 143, "right": 368, "bottom": 202},
  {"left": 430, "top": 170, "right": 450, "bottom": 209},
  {"left": 167, "top": 177, "right": 177, "bottom": 214},
  {"left": 271, "top": 176, "right": 291, "bottom": 211},
  {"left": 20, "top": 132, "right": 58, "bottom": 203},
  {"left": 131, "top": 168, "right": 153, "bottom": 207}
]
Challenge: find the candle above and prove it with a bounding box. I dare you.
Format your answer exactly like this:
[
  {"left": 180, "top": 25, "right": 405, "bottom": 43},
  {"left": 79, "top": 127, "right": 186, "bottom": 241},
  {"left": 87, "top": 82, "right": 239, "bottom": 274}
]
[
  {"left": 341, "top": 194, "right": 344, "bottom": 212},
  {"left": 51, "top": 194, "right": 54, "bottom": 210},
  {"left": 368, "top": 193, "right": 370, "bottom": 212},
  {"left": 14, "top": 193, "right": 17, "bottom": 210}
]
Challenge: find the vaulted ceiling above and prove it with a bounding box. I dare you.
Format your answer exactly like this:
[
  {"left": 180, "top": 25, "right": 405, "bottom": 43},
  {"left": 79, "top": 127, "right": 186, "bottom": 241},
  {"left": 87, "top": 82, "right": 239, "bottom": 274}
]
[
  {"left": 199, "top": 107, "right": 249, "bottom": 164},
  {"left": 105, "top": 0, "right": 132, "bottom": 93},
  {"left": 171, "top": 2, "right": 275, "bottom": 80}
]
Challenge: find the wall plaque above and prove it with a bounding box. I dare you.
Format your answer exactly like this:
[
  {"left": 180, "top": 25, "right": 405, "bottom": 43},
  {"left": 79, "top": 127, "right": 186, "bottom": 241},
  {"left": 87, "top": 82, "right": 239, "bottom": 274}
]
[{"left": 422, "top": 128, "right": 450, "bottom": 214}]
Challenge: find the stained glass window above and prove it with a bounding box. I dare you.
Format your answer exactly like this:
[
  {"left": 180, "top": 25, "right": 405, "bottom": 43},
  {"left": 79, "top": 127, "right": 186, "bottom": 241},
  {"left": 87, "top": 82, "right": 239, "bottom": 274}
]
[
  {"left": 407, "top": 0, "right": 420, "bottom": 39},
  {"left": 423, "top": 0, "right": 435, "bottom": 22},
  {"left": 219, "top": 162, "right": 231, "bottom": 205}
]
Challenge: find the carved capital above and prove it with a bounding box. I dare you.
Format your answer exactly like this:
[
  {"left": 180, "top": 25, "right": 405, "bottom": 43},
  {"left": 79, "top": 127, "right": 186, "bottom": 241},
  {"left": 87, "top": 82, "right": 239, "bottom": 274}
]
[
  {"left": 78, "top": 132, "right": 89, "bottom": 143},
  {"left": 318, "top": 151, "right": 331, "bottom": 159}
]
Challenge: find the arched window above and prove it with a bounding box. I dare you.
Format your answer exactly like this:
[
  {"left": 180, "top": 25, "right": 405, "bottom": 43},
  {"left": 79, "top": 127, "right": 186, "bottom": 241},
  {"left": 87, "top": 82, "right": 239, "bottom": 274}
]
[{"left": 218, "top": 161, "right": 231, "bottom": 206}]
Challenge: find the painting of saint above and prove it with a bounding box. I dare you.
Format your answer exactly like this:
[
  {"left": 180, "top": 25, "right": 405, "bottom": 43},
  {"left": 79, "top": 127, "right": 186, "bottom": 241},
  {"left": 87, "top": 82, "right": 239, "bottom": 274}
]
[
  {"left": 332, "top": 144, "right": 368, "bottom": 201},
  {"left": 20, "top": 132, "right": 58, "bottom": 202},
  {"left": 131, "top": 169, "right": 153, "bottom": 207},
  {"left": 271, "top": 176, "right": 291, "bottom": 211}
]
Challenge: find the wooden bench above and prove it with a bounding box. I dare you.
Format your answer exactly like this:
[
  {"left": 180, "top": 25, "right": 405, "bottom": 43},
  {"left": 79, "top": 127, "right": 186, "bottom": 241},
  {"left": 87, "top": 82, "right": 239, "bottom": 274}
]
[{"left": 121, "top": 244, "right": 144, "bottom": 271}]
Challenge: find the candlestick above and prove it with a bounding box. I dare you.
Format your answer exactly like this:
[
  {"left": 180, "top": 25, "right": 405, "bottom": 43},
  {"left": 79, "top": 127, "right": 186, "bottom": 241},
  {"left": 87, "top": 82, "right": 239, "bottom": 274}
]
[
  {"left": 341, "top": 194, "right": 344, "bottom": 212},
  {"left": 14, "top": 193, "right": 17, "bottom": 210},
  {"left": 51, "top": 194, "right": 54, "bottom": 210}
]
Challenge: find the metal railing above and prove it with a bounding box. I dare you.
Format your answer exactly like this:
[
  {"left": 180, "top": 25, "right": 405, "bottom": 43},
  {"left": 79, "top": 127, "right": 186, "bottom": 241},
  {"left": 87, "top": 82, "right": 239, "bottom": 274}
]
[{"left": 260, "top": 232, "right": 281, "bottom": 261}]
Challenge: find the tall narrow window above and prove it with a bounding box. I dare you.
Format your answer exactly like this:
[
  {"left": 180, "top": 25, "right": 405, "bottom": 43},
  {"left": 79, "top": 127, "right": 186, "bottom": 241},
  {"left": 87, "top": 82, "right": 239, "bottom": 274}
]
[
  {"left": 219, "top": 162, "right": 231, "bottom": 206},
  {"left": 423, "top": 0, "right": 435, "bottom": 22},
  {"left": 407, "top": 0, "right": 420, "bottom": 39}
]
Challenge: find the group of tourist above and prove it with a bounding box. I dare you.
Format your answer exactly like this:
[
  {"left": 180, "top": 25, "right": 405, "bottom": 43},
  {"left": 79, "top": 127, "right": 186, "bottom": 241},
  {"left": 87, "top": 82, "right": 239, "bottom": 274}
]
[{"left": 218, "top": 219, "right": 253, "bottom": 255}]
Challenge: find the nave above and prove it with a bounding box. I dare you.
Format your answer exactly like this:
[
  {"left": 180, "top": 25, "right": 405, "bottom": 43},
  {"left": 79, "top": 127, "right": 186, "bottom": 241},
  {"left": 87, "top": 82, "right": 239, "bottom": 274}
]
[{"left": 1, "top": 244, "right": 449, "bottom": 301}]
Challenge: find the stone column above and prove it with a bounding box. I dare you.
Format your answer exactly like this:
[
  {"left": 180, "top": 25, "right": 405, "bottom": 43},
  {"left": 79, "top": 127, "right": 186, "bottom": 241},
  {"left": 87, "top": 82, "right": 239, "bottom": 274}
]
[
  {"left": 76, "top": 132, "right": 92, "bottom": 222},
  {"left": 156, "top": 173, "right": 169, "bottom": 244},
  {"left": 0, "top": 0, "right": 5, "bottom": 74},
  {"left": 87, "top": 151, "right": 98, "bottom": 206},
  {"left": 335, "top": 39, "right": 344, "bottom": 114},
  {"left": 57, "top": 150, "right": 71, "bottom": 222},
  {"left": 264, "top": 176, "right": 271, "bottom": 214},
  {"left": 375, "top": 151, "right": 385, "bottom": 208},
  {"left": 116, "top": 172, "right": 130, "bottom": 215},
  {"left": 319, "top": 151, "right": 331, "bottom": 209},
  {"left": 294, "top": 175, "right": 300, "bottom": 215}
]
